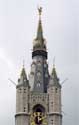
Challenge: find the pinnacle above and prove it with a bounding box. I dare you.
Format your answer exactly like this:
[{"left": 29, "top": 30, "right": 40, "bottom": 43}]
[
  {"left": 51, "top": 66, "right": 58, "bottom": 80},
  {"left": 20, "top": 67, "right": 27, "bottom": 79}
]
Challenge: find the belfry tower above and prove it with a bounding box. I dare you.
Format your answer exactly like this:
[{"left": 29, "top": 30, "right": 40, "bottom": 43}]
[{"left": 15, "top": 7, "right": 62, "bottom": 125}]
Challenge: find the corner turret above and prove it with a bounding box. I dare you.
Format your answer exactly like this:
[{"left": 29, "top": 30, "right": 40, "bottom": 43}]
[
  {"left": 17, "top": 66, "right": 29, "bottom": 88},
  {"left": 47, "top": 65, "right": 62, "bottom": 125},
  {"left": 15, "top": 65, "right": 30, "bottom": 125},
  {"left": 48, "top": 65, "right": 61, "bottom": 88}
]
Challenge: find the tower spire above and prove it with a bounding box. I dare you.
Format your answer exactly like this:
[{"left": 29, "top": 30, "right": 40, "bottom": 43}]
[
  {"left": 33, "top": 7, "right": 47, "bottom": 52},
  {"left": 36, "top": 7, "right": 43, "bottom": 41}
]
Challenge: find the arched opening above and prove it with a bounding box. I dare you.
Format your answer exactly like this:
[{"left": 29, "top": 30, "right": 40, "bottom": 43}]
[{"left": 33, "top": 104, "right": 45, "bottom": 113}]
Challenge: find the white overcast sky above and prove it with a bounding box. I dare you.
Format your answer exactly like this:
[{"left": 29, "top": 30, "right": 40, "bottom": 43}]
[{"left": 0, "top": 0, "right": 79, "bottom": 125}]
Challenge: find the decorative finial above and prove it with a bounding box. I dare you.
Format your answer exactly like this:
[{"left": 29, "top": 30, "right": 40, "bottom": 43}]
[
  {"left": 23, "top": 59, "right": 25, "bottom": 68},
  {"left": 53, "top": 56, "right": 55, "bottom": 68},
  {"left": 38, "top": 7, "right": 42, "bottom": 19}
]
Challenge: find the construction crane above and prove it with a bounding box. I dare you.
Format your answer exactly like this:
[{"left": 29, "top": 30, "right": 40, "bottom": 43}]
[{"left": 8, "top": 78, "right": 17, "bottom": 87}]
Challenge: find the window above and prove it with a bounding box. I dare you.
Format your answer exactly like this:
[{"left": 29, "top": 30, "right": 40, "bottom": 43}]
[
  {"left": 37, "top": 61, "right": 41, "bottom": 66},
  {"left": 42, "top": 98, "right": 45, "bottom": 101},
  {"left": 45, "top": 73, "right": 48, "bottom": 78},
  {"left": 24, "top": 107, "right": 26, "bottom": 112},
  {"left": 24, "top": 89, "right": 26, "bottom": 93},
  {"left": 37, "top": 72, "right": 41, "bottom": 77},
  {"left": 44, "top": 63, "right": 47, "bottom": 68},
  {"left": 51, "top": 120, "right": 53, "bottom": 124},
  {"left": 51, "top": 102, "right": 53, "bottom": 105},
  {"left": 19, "top": 88, "right": 22, "bottom": 93},
  {"left": 31, "top": 63, "right": 36, "bottom": 72},
  {"left": 51, "top": 102, "right": 53, "bottom": 107},
  {"left": 37, "top": 82, "right": 40, "bottom": 87},
  {"left": 24, "top": 79, "right": 26, "bottom": 82},
  {"left": 55, "top": 88, "right": 58, "bottom": 93},
  {"left": 33, "top": 99, "right": 35, "bottom": 102}
]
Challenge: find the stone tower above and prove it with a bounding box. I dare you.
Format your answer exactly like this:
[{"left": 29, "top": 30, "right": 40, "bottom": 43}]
[{"left": 15, "top": 7, "right": 62, "bottom": 125}]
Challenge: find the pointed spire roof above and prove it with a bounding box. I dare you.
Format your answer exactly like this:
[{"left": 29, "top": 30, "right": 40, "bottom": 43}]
[
  {"left": 33, "top": 7, "right": 46, "bottom": 51},
  {"left": 51, "top": 57, "right": 58, "bottom": 80},
  {"left": 48, "top": 64, "right": 61, "bottom": 88},
  {"left": 20, "top": 60, "right": 27, "bottom": 80},
  {"left": 51, "top": 65, "right": 58, "bottom": 80},
  {"left": 20, "top": 67, "right": 27, "bottom": 80},
  {"left": 17, "top": 63, "right": 29, "bottom": 87}
]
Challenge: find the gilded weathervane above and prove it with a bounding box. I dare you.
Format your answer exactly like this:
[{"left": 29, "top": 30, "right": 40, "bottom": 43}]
[{"left": 38, "top": 7, "right": 42, "bottom": 19}]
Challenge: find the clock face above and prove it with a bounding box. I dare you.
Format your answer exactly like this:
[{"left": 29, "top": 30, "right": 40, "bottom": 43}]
[
  {"left": 30, "top": 112, "right": 47, "bottom": 125},
  {"left": 35, "top": 112, "right": 42, "bottom": 124}
]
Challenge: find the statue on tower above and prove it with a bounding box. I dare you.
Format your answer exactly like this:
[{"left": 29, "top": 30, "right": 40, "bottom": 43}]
[{"left": 38, "top": 7, "right": 42, "bottom": 17}]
